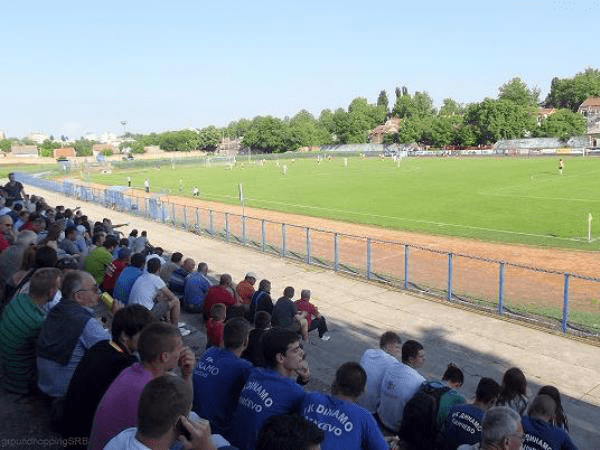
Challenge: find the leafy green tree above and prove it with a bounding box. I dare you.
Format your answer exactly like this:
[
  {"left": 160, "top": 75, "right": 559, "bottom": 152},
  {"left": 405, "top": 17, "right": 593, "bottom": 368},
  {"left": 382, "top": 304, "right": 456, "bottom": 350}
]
[
  {"left": 158, "top": 130, "right": 199, "bottom": 152},
  {"left": 286, "top": 110, "right": 332, "bottom": 150},
  {"left": 377, "top": 90, "right": 389, "bottom": 112},
  {"left": 242, "top": 116, "right": 287, "bottom": 152},
  {"left": 430, "top": 115, "right": 462, "bottom": 147},
  {"left": 439, "top": 98, "right": 462, "bottom": 116},
  {"left": 464, "top": 99, "right": 537, "bottom": 144},
  {"left": 544, "top": 68, "right": 600, "bottom": 111},
  {"left": 39, "top": 139, "right": 61, "bottom": 157},
  {"left": 498, "top": 77, "right": 540, "bottom": 106},
  {"left": 539, "top": 109, "right": 587, "bottom": 141},
  {"left": 197, "top": 126, "right": 221, "bottom": 151},
  {"left": 392, "top": 91, "right": 435, "bottom": 119},
  {"left": 73, "top": 139, "right": 94, "bottom": 156},
  {"left": 0, "top": 139, "right": 13, "bottom": 153},
  {"left": 318, "top": 109, "right": 335, "bottom": 136}
]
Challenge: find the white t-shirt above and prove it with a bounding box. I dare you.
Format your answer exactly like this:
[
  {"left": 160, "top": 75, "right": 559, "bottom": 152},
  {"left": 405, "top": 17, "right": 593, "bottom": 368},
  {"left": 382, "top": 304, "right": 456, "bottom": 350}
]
[
  {"left": 129, "top": 272, "right": 166, "bottom": 310},
  {"left": 377, "top": 361, "right": 425, "bottom": 432},
  {"left": 358, "top": 348, "right": 399, "bottom": 413}
]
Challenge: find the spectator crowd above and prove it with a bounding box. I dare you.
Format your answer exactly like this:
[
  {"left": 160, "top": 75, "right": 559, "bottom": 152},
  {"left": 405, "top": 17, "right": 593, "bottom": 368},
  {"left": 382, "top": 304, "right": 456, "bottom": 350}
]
[{"left": 0, "top": 178, "right": 580, "bottom": 450}]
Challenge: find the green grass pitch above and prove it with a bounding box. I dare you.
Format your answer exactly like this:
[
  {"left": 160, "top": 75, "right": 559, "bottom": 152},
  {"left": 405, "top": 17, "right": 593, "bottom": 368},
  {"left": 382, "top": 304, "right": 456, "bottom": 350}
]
[{"left": 88, "top": 156, "right": 600, "bottom": 250}]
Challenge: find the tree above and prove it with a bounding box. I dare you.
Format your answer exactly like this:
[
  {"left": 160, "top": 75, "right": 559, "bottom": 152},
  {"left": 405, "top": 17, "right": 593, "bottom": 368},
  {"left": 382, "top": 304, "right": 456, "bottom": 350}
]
[
  {"left": 392, "top": 91, "right": 435, "bottom": 119},
  {"left": 439, "top": 98, "right": 462, "bottom": 116},
  {"left": 39, "top": 139, "right": 61, "bottom": 157},
  {"left": 0, "top": 140, "right": 12, "bottom": 153},
  {"left": 544, "top": 67, "right": 600, "bottom": 111},
  {"left": 539, "top": 109, "right": 587, "bottom": 142},
  {"left": 197, "top": 126, "right": 221, "bottom": 151},
  {"left": 73, "top": 139, "right": 94, "bottom": 156},
  {"left": 498, "top": 77, "right": 540, "bottom": 106},
  {"left": 377, "top": 90, "right": 389, "bottom": 112},
  {"left": 464, "top": 99, "right": 537, "bottom": 144},
  {"left": 242, "top": 116, "right": 287, "bottom": 152}
]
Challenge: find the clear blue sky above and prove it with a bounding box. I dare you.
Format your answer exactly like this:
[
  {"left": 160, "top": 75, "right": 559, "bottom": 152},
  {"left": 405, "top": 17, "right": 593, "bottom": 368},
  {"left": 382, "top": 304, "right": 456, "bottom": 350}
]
[{"left": 1, "top": 0, "right": 598, "bottom": 139}]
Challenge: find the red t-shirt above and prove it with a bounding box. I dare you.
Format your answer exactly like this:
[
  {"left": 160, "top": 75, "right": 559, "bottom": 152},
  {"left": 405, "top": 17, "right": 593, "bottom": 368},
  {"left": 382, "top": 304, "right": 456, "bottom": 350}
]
[
  {"left": 102, "top": 259, "right": 128, "bottom": 291},
  {"left": 206, "top": 319, "right": 224, "bottom": 347},
  {"left": 236, "top": 280, "right": 255, "bottom": 305},
  {"left": 203, "top": 285, "right": 235, "bottom": 317},
  {"left": 295, "top": 299, "right": 319, "bottom": 329},
  {"left": 0, "top": 234, "right": 9, "bottom": 253}
]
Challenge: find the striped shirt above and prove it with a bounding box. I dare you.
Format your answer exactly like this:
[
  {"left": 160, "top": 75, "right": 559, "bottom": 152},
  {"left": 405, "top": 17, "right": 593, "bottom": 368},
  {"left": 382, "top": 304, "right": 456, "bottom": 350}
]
[{"left": 0, "top": 293, "right": 45, "bottom": 394}]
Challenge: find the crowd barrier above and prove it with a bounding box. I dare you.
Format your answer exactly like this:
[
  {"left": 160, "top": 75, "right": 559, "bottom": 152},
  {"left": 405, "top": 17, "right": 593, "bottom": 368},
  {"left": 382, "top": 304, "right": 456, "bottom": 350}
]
[{"left": 17, "top": 172, "right": 600, "bottom": 338}]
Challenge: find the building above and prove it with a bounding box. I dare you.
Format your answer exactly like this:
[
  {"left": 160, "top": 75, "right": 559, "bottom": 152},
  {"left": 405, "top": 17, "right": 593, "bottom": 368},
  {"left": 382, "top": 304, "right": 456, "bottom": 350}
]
[
  {"left": 53, "top": 147, "right": 76, "bottom": 158},
  {"left": 10, "top": 144, "right": 39, "bottom": 157},
  {"left": 26, "top": 132, "right": 49, "bottom": 144},
  {"left": 578, "top": 97, "right": 600, "bottom": 148},
  {"left": 0, "top": 130, "right": 5, "bottom": 140},
  {"left": 368, "top": 118, "right": 402, "bottom": 144}
]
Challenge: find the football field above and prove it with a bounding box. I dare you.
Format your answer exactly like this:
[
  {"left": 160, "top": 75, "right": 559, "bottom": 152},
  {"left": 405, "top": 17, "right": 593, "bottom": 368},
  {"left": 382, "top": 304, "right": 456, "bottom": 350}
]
[{"left": 89, "top": 156, "right": 600, "bottom": 250}]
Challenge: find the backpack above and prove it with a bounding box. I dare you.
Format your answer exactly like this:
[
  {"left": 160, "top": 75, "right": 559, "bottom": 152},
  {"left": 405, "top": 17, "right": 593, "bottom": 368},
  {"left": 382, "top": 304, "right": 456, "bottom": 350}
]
[{"left": 399, "top": 381, "right": 450, "bottom": 450}]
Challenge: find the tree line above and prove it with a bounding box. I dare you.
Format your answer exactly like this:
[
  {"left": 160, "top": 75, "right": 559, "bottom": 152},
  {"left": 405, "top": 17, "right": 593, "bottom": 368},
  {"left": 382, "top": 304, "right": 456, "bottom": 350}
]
[{"left": 1, "top": 68, "right": 597, "bottom": 156}]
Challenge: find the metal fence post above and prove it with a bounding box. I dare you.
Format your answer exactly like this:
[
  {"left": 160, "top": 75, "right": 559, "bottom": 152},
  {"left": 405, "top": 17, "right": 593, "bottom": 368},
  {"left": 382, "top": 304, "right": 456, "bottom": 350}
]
[
  {"left": 562, "top": 274, "right": 570, "bottom": 333},
  {"left": 242, "top": 216, "right": 247, "bottom": 244},
  {"left": 498, "top": 262, "right": 505, "bottom": 315},
  {"left": 261, "top": 220, "right": 266, "bottom": 252},
  {"left": 334, "top": 233, "right": 339, "bottom": 272},
  {"left": 225, "top": 213, "right": 229, "bottom": 241},
  {"left": 306, "top": 228, "right": 311, "bottom": 264},
  {"left": 183, "top": 208, "right": 188, "bottom": 231},
  {"left": 281, "top": 224, "right": 287, "bottom": 257},
  {"left": 209, "top": 210, "right": 214, "bottom": 235},
  {"left": 404, "top": 245, "right": 410, "bottom": 289},
  {"left": 172, "top": 204, "right": 176, "bottom": 228},
  {"left": 367, "top": 238, "right": 372, "bottom": 280},
  {"left": 447, "top": 253, "right": 453, "bottom": 301},
  {"left": 195, "top": 208, "right": 200, "bottom": 234}
]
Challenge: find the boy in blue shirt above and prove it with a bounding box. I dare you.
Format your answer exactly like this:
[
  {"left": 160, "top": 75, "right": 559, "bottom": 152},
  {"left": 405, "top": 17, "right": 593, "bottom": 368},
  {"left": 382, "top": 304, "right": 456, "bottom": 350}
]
[
  {"left": 302, "top": 362, "right": 388, "bottom": 450},
  {"left": 192, "top": 318, "right": 253, "bottom": 438},
  {"left": 522, "top": 394, "right": 578, "bottom": 450},
  {"left": 230, "top": 328, "right": 308, "bottom": 450}
]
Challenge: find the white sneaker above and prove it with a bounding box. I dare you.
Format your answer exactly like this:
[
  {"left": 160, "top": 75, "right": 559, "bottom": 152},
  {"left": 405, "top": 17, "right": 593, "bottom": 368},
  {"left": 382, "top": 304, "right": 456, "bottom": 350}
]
[
  {"left": 320, "top": 334, "right": 331, "bottom": 341},
  {"left": 178, "top": 322, "right": 186, "bottom": 328},
  {"left": 180, "top": 328, "right": 191, "bottom": 337}
]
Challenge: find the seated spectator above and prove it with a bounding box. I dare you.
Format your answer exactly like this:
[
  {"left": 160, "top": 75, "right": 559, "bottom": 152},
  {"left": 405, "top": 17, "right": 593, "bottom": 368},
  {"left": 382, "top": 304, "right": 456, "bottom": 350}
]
[
  {"left": 521, "top": 394, "right": 577, "bottom": 450},
  {"left": 85, "top": 236, "right": 118, "bottom": 285},
  {"left": 440, "top": 377, "right": 501, "bottom": 450},
  {"left": 0, "top": 214, "right": 16, "bottom": 252},
  {"left": 294, "top": 289, "right": 330, "bottom": 341},
  {"left": 0, "top": 230, "right": 38, "bottom": 288},
  {"left": 496, "top": 367, "right": 528, "bottom": 416},
  {"left": 59, "top": 226, "right": 80, "bottom": 258},
  {"left": 203, "top": 274, "right": 240, "bottom": 320},
  {"left": 145, "top": 246, "right": 165, "bottom": 266},
  {"left": 301, "top": 362, "right": 388, "bottom": 449},
  {"left": 358, "top": 331, "right": 402, "bottom": 413},
  {"left": 206, "top": 303, "right": 226, "bottom": 348},
  {"left": 241, "top": 310, "right": 271, "bottom": 366},
  {"left": 236, "top": 272, "right": 257, "bottom": 305},
  {"left": 111, "top": 237, "right": 129, "bottom": 259},
  {"left": 246, "top": 278, "right": 273, "bottom": 322},
  {"left": 538, "top": 385, "right": 569, "bottom": 431},
  {"left": 112, "top": 252, "right": 145, "bottom": 304},
  {"left": 60, "top": 305, "right": 156, "bottom": 441},
  {"left": 272, "top": 286, "right": 308, "bottom": 341},
  {"left": 0, "top": 268, "right": 61, "bottom": 394},
  {"left": 462, "top": 406, "right": 523, "bottom": 450},
  {"left": 257, "top": 414, "right": 324, "bottom": 450},
  {"left": 101, "top": 247, "right": 130, "bottom": 295},
  {"left": 37, "top": 271, "right": 116, "bottom": 403},
  {"left": 160, "top": 251, "right": 183, "bottom": 283},
  {"left": 168, "top": 257, "right": 195, "bottom": 300},
  {"left": 377, "top": 339, "right": 426, "bottom": 433},
  {"left": 230, "top": 328, "right": 308, "bottom": 450},
  {"left": 436, "top": 363, "right": 466, "bottom": 425},
  {"left": 129, "top": 257, "right": 181, "bottom": 326},
  {"left": 105, "top": 376, "right": 220, "bottom": 450},
  {"left": 193, "top": 318, "right": 252, "bottom": 438},
  {"left": 184, "top": 262, "right": 212, "bottom": 313},
  {"left": 88, "top": 322, "right": 195, "bottom": 450}
]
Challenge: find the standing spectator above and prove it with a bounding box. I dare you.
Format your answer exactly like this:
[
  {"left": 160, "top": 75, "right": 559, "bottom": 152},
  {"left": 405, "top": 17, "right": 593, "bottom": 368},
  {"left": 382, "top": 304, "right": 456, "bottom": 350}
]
[
  {"left": 236, "top": 272, "right": 257, "bottom": 305},
  {"left": 4, "top": 172, "right": 25, "bottom": 206},
  {"left": 88, "top": 323, "right": 195, "bottom": 450},
  {"left": 247, "top": 278, "right": 273, "bottom": 322},
  {"left": 112, "top": 253, "right": 145, "bottom": 304},
  {"left": 192, "top": 318, "right": 252, "bottom": 438},
  {"left": 0, "top": 268, "right": 61, "bottom": 394},
  {"left": 183, "top": 261, "right": 212, "bottom": 313},
  {"left": 129, "top": 257, "right": 181, "bottom": 326},
  {"left": 203, "top": 274, "right": 240, "bottom": 320},
  {"left": 168, "top": 257, "right": 195, "bottom": 300},
  {"left": 160, "top": 251, "right": 183, "bottom": 283},
  {"left": 301, "top": 362, "right": 388, "bottom": 449},
  {"left": 496, "top": 367, "right": 528, "bottom": 416},
  {"left": 36, "top": 271, "right": 116, "bottom": 400},
  {"left": 230, "top": 329, "right": 307, "bottom": 450},
  {"left": 358, "top": 331, "right": 402, "bottom": 414},
  {"left": 440, "top": 377, "right": 501, "bottom": 450},
  {"left": 102, "top": 248, "right": 130, "bottom": 295},
  {"left": 144, "top": 178, "right": 150, "bottom": 193},
  {"left": 521, "top": 394, "right": 578, "bottom": 450},
  {"left": 377, "top": 339, "right": 426, "bottom": 433},
  {"left": 60, "top": 305, "right": 156, "bottom": 441},
  {"left": 295, "top": 289, "right": 330, "bottom": 341},
  {"left": 85, "top": 236, "right": 118, "bottom": 285}
]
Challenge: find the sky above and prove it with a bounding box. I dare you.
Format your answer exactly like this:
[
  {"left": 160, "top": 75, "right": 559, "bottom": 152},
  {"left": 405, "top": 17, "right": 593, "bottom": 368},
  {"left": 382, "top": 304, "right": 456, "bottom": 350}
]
[{"left": 1, "top": 0, "right": 598, "bottom": 139}]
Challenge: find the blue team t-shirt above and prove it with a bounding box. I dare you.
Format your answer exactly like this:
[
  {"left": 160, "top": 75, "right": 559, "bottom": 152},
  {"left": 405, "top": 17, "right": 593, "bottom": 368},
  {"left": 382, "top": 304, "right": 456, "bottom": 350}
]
[
  {"left": 230, "top": 367, "right": 305, "bottom": 450},
  {"left": 301, "top": 392, "right": 388, "bottom": 450},
  {"left": 112, "top": 266, "right": 142, "bottom": 304},
  {"left": 440, "top": 403, "right": 485, "bottom": 450},
  {"left": 192, "top": 347, "right": 252, "bottom": 437},
  {"left": 522, "top": 416, "right": 578, "bottom": 450}
]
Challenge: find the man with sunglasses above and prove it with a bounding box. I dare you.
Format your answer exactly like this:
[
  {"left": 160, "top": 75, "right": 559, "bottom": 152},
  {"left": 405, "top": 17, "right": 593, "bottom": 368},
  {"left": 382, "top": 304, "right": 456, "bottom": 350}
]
[{"left": 37, "top": 271, "right": 119, "bottom": 404}]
